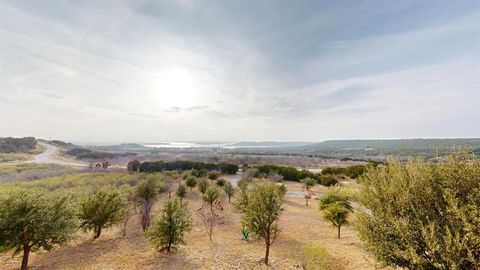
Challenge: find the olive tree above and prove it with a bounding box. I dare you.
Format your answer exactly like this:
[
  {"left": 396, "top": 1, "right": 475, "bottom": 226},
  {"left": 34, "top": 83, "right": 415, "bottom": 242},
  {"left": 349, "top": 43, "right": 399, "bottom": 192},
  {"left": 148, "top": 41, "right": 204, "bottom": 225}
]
[
  {"left": 185, "top": 176, "right": 197, "bottom": 191},
  {"left": 0, "top": 189, "right": 76, "bottom": 270},
  {"left": 136, "top": 177, "right": 160, "bottom": 230},
  {"left": 357, "top": 152, "right": 480, "bottom": 269},
  {"left": 207, "top": 170, "right": 221, "bottom": 183},
  {"left": 176, "top": 184, "right": 188, "bottom": 202},
  {"left": 146, "top": 199, "right": 192, "bottom": 252},
  {"left": 79, "top": 189, "right": 127, "bottom": 239},
  {"left": 240, "top": 181, "right": 285, "bottom": 265},
  {"left": 322, "top": 203, "right": 350, "bottom": 239},
  {"left": 301, "top": 177, "right": 316, "bottom": 206},
  {"left": 223, "top": 181, "right": 235, "bottom": 203},
  {"left": 202, "top": 187, "right": 219, "bottom": 212},
  {"left": 197, "top": 178, "right": 209, "bottom": 194}
]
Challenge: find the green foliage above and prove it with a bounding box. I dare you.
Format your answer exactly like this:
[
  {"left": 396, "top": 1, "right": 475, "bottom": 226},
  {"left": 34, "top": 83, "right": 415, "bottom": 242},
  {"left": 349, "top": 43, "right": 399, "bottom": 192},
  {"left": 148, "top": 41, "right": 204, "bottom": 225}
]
[
  {"left": 0, "top": 189, "right": 76, "bottom": 270},
  {"left": 215, "top": 178, "right": 226, "bottom": 187},
  {"left": 185, "top": 176, "right": 197, "bottom": 190},
  {"left": 146, "top": 199, "right": 192, "bottom": 252},
  {"left": 321, "top": 164, "right": 370, "bottom": 179},
  {"left": 240, "top": 181, "right": 285, "bottom": 265},
  {"left": 79, "top": 189, "right": 127, "bottom": 239},
  {"left": 234, "top": 180, "right": 250, "bottom": 212},
  {"left": 202, "top": 187, "right": 219, "bottom": 210},
  {"left": 356, "top": 152, "right": 480, "bottom": 269},
  {"left": 197, "top": 178, "right": 209, "bottom": 194},
  {"left": 322, "top": 203, "right": 350, "bottom": 239},
  {"left": 175, "top": 184, "right": 188, "bottom": 201},
  {"left": 0, "top": 137, "right": 36, "bottom": 153},
  {"left": 223, "top": 181, "right": 235, "bottom": 203},
  {"left": 136, "top": 177, "right": 161, "bottom": 230},
  {"left": 317, "top": 175, "right": 338, "bottom": 186},
  {"left": 303, "top": 244, "right": 331, "bottom": 270},
  {"left": 318, "top": 186, "right": 353, "bottom": 211},
  {"left": 207, "top": 170, "right": 221, "bottom": 181},
  {"left": 255, "top": 164, "right": 316, "bottom": 182},
  {"left": 302, "top": 177, "right": 316, "bottom": 190},
  {"left": 127, "top": 160, "right": 141, "bottom": 173},
  {"left": 139, "top": 161, "right": 238, "bottom": 174}
]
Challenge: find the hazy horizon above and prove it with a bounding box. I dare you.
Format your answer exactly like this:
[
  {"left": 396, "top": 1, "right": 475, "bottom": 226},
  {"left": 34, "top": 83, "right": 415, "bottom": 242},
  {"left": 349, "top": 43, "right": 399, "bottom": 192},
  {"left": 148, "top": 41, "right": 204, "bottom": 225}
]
[{"left": 1, "top": 0, "right": 479, "bottom": 142}]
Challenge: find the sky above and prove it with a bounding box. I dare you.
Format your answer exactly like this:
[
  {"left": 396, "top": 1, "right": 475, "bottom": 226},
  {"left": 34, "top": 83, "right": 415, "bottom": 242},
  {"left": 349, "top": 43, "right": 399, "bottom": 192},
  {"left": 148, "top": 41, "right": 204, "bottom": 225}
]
[{"left": 0, "top": 0, "right": 479, "bottom": 144}]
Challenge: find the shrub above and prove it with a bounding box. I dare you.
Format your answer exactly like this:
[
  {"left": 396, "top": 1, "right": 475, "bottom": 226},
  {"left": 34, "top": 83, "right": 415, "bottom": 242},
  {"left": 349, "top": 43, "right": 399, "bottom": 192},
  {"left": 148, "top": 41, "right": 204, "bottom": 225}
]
[
  {"left": 79, "top": 189, "right": 127, "bottom": 239},
  {"left": 317, "top": 175, "right": 338, "bottom": 186},
  {"left": 356, "top": 152, "right": 480, "bottom": 269},
  {"left": 146, "top": 199, "right": 192, "bottom": 252},
  {"left": 0, "top": 189, "right": 76, "bottom": 270}
]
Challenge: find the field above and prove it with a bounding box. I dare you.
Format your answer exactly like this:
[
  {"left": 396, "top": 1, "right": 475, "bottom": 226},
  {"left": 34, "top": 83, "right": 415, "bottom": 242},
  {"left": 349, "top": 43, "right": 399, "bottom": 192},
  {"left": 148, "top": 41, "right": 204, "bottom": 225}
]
[{"left": 0, "top": 172, "right": 379, "bottom": 270}]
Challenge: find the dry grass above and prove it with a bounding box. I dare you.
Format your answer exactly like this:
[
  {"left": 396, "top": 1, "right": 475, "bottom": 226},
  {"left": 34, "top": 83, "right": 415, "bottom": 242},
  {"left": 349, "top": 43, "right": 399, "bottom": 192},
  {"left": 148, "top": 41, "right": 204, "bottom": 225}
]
[{"left": 0, "top": 181, "right": 380, "bottom": 270}]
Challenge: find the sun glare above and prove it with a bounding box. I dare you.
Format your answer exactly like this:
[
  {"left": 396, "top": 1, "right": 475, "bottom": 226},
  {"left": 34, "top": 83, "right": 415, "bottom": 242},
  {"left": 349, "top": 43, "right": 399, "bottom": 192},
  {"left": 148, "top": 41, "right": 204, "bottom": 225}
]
[{"left": 150, "top": 67, "right": 198, "bottom": 108}]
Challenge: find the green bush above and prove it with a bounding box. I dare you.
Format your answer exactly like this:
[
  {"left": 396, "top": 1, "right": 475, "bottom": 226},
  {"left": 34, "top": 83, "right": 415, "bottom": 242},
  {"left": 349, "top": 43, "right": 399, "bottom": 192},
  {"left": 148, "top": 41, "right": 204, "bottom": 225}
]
[{"left": 357, "top": 152, "right": 480, "bottom": 269}]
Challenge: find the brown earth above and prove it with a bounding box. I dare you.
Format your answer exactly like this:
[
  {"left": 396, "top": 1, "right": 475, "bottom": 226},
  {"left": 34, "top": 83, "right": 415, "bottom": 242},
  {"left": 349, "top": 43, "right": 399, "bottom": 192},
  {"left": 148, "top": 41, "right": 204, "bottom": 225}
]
[{"left": 0, "top": 181, "right": 383, "bottom": 270}]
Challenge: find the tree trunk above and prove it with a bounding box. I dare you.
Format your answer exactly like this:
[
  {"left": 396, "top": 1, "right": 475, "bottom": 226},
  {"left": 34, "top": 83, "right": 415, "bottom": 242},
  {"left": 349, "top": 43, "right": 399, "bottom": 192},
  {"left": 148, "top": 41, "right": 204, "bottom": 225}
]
[
  {"left": 305, "top": 197, "right": 308, "bottom": 206},
  {"left": 265, "top": 242, "right": 270, "bottom": 265},
  {"left": 167, "top": 242, "right": 171, "bottom": 252},
  {"left": 337, "top": 225, "right": 341, "bottom": 239},
  {"left": 228, "top": 196, "right": 231, "bottom": 203},
  {"left": 94, "top": 226, "right": 102, "bottom": 239},
  {"left": 21, "top": 246, "right": 30, "bottom": 270}
]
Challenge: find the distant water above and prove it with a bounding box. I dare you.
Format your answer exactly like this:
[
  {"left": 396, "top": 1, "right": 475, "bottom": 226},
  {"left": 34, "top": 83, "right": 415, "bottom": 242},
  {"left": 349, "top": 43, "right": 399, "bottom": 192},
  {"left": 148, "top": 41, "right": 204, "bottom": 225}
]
[{"left": 143, "top": 142, "right": 276, "bottom": 149}]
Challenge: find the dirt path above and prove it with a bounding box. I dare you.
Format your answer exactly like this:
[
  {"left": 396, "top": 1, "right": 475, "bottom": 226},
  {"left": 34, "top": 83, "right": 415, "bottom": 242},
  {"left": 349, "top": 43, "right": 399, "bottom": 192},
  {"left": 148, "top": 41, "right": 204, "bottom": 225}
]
[{"left": 26, "top": 142, "right": 86, "bottom": 167}]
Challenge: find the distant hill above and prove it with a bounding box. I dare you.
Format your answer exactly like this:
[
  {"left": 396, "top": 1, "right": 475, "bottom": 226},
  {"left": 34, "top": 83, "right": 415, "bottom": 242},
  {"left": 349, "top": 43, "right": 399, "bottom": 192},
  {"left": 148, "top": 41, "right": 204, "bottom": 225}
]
[
  {"left": 302, "top": 138, "right": 480, "bottom": 158},
  {"left": 232, "top": 141, "right": 317, "bottom": 147},
  {"left": 231, "top": 138, "right": 480, "bottom": 159}
]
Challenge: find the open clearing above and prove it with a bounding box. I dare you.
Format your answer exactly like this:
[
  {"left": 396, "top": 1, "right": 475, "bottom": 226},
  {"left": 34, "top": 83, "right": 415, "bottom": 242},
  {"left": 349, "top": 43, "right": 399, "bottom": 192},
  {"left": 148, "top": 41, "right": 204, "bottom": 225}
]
[{"left": 0, "top": 180, "right": 378, "bottom": 270}]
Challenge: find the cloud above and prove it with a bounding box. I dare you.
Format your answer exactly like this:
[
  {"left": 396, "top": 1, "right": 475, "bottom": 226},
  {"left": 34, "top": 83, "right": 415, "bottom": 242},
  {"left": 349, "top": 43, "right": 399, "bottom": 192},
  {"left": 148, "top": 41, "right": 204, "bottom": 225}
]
[{"left": 0, "top": 0, "right": 478, "bottom": 142}]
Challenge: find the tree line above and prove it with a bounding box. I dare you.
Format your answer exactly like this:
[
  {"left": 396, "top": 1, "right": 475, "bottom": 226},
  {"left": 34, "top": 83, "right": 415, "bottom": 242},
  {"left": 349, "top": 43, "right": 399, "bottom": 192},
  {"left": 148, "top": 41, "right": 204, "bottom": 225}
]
[
  {"left": 0, "top": 137, "right": 37, "bottom": 153},
  {"left": 134, "top": 160, "right": 239, "bottom": 175}
]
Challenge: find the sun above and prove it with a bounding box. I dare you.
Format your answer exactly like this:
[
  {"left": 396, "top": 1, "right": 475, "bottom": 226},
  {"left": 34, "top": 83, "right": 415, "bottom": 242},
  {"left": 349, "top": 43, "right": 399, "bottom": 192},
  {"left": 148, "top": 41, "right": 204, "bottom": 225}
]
[{"left": 149, "top": 67, "right": 198, "bottom": 108}]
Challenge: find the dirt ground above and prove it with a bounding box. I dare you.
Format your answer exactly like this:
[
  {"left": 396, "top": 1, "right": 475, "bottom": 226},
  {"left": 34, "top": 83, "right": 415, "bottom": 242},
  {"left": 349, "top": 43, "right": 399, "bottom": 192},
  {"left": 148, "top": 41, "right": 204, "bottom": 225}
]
[{"left": 0, "top": 181, "right": 380, "bottom": 270}]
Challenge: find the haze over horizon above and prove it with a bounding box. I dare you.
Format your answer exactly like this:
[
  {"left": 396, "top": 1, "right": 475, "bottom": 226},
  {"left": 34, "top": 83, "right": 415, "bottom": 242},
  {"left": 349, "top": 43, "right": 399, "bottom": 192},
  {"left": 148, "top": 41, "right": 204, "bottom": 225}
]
[{"left": 1, "top": 0, "right": 479, "bottom": 143}]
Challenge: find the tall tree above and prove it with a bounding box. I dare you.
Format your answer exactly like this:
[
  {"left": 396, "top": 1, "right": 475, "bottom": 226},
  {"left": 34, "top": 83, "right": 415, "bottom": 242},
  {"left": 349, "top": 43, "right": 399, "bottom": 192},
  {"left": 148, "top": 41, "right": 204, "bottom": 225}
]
[
  {"left": 240, "top": 181, "right": 285, "bottom": 265},
  {"left": 0, "top": 189, "right": 76, "bottom": 270},
  {"left": 79, "top": 189, "right": 127, "bottom": 239},
  {"left": 146, "top": 199, "right": 192, "bottom": 252}
]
